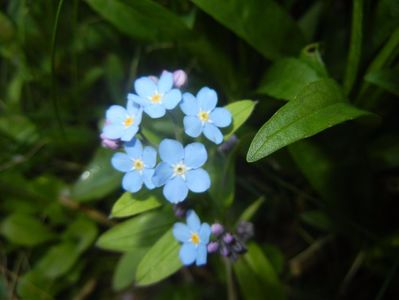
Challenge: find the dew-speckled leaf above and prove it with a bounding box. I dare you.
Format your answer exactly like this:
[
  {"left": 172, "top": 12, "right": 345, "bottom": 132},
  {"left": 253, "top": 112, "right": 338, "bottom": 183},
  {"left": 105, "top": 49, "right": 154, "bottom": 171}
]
[
  {"left": 0, "top": 214, "right": 55, "bottom": 246},
  {"left": 111, "top": 191, "right": 163, "bottom": 218},
  {"left": 85, "top": 0, "right": 190, "bottom": 42},
  {"left": 224, "top": 100, "right": 256, "bottom": 140},
  {"left": 113, "top": 248, "right": 147, "bottom": 291},
  {"left": 135, "top": 229, "right": 182, "bottom": 286},
  {"left": 70, "top": 148, "right": 122, "bottom": 202},
  {"left": 96, "top": 210, "right": 174, "bottom": 252},
  {"left": 247, "top": 79, "right": 371, "bottom": 162},
  {"left": 257, "top": 58, "right": 321, "bottom": 101},
  {"left": 192, "top": 0, "right": 305, "bottom": 60}
]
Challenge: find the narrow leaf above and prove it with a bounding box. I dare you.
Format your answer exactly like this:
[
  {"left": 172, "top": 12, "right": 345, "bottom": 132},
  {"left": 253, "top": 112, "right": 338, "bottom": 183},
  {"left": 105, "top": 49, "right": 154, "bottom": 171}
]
[
  {"left": 113, "top": 248, "right": 147, "bottom": 291},
  {"left": 365, "top": 69, "right": 399, "bottom": 96},
  {"left": 238, "top": 197, "right": 265, "bottom": 223},
  {"left": 224, "top": 100, "right": 256, "bottom": 139}
]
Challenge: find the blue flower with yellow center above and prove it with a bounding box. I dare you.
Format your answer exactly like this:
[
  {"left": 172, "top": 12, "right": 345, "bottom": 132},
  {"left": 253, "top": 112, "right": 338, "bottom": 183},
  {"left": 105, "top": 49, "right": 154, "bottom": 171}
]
[
  {"left": 128, "top": 71, "right": 182, "bottom": 119},
  {"left": 102, "top": 99, "right": 143, "bottom": 142},
  {"left": 111, "top": 139, "right": 156, "bottom": 192},
  {"left": 180, "top": 87, "right": 232, "bottom": 144},
  {"left": 152, "top": 139, "right": 211, "bottom": 203},
  {"left": 173, "top": 210, "right": 211, "bottom": 266}
]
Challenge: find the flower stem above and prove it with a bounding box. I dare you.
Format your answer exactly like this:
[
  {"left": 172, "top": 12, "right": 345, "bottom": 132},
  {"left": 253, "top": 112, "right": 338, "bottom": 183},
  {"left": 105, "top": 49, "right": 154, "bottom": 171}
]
[{"left": 224, "top": 257, "right": 237, "bottom": 300}]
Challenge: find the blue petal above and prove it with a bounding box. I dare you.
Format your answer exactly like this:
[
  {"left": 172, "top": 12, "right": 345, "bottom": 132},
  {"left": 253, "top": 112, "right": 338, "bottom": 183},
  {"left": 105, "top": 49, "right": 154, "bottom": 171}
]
[
  {"left": 158, "top": 71, "right": 173, "bottom": 93},
  {"left": 173, "top": 223, "right": 191, "bottom": 243},
  {"left": 121, "top": 125, "right": 139, "bottom": 142},
  {"left": 203, "top": 123, "right": 223, "bottom": 144},
  {"left": 186, "top": 210, "right": 201, "bottom": 231},
  {"left": 159, "top": 139, "right": 184, "bottom": 164},
  {"left": 195, "top": 244, "right": 207, "bottom": 266},
  {"left": 210, "top": 107, "right": 232, "bottom": 128},
  {"left": 144, "top": 104, "right": 166, "bottom": 118},
  {"left": 122, "top": 171, "right": 143, "bottom": 192},
  {"left": 197, "top": 87, "right": 217, "bottom": 111},
  {"left": 124, "top": 138, "right": 143, "bottom": 159},
  {"left": 127, "top": 93, "right": 147, "bottom": 106},
  {"left": 179, "top": 243, "right": 196, "bottom": 265},
  {"left": 183, "top": 116, "right": 203, "bottom": 138},
  {"left": 106, "top": 105, "right": 127, "bottom": 123},
  {"left": 134, "top": 77, "right": 157, "bottom": 98},
  {"left": 186, "top": 168, "right": 211, "bottom": 193},
  {"left": 163, "top": 89, "right": 182, "bottom": 109},
  {"left": 184, "top": 142, "right": 207, "bottom": 168},
  {"left": 152, "top": 162, "right": 173, "bottom": 187},
  {"left": 103, "top": 124, "right": 124, "bottom": 139},
  {"left": 180, "top": 93, "right": 199, "bottom": 116},
  {"left": 163, "top": 176, "right": 188, "bottom": 203},
  {"left": 111, "top": 153, "right": 132, "bottom": 172},
  {"left": 143, "top": 168, "right": 155, "bottom": 189},
  {"left": 142, "top": 146, "right": 157, "bottom": 168},
  {"left": 199, "top": 223, "right": 211, "bottom": 244}
]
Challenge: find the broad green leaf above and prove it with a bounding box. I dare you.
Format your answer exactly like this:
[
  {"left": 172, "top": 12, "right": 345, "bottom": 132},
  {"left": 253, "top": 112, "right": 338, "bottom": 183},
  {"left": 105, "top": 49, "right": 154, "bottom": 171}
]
[
  {"left": 135, "top": 229, "right": 182, "bottom": 286},
  {"left": 96, "top": 210, "right": 174, "bottom": 252},
  {"left": 224, "top": 100, "right": 256, "bottom": 139},
  {"left": 35, "top": 243, "right": 80, "bottom": 279},
  {"left": 63, "top": 217, "right": 98, "bottom": 253},
  {"left": 238, "top": 197, "right": 265, "bottom": 223},
  {"left": 365, "top": 69, "right": 399, "bottom": 96},
  {"left": 0, "top": 214, "right": 55, "bottom": 246},
  {"left": 191, "top": 0, "right": 305, "bottom": 60},
  {"left": 247, "top": 79, "right": 371, "bottom": 162},
  {"left": 70, "top": 148, "right": 122, "bottom": 202},
  {"left": 85, "top": 0, "right": 190, "bottom": 42},
  {"left": 300, "top": 210, "right": 333, "bottom": 232},
  {"left": 17, "top": 271, "right": 54, "bottom": 300},
  {"left": 111, "top": 190, "right": 162, "bottom": 218},
  {"left": 112, "top": 248, "right": 147, "bottom": 291},
  {"left": 257, "top": 58, "right": 321, "bottom": 101}
]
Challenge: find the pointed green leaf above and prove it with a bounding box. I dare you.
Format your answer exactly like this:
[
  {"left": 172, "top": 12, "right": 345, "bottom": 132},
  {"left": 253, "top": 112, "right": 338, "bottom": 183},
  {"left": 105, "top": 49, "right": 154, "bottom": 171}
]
[
  {"left": 247, "top": 79, "right": 371, "bottom": 162},
  {"left": 300, "top": 210, "right": 333, "bottom": 232},
  {"left": 238, "top": 197, "right": 265, "bottom": 223},
  {"left": 135, "top": 229, "right": 182, "bottom": 286},
  {"left": 111, "top": 190, "right": 162, "bottom": 218},
  {"left": 224, "top": 100, "right": 256, "bottom": 139},
  {"left": 191, "top": 0, "right": 305, "bottom": 60},
  {"left": 97, "top": 210, "right": 174, "bottom": 252}
]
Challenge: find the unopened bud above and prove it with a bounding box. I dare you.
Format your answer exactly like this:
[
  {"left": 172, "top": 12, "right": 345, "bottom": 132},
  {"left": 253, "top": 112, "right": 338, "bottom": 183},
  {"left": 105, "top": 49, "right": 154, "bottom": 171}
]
[
  {"left": 207, "top": 242, "right": 219, "bottom": 253},
  {"left": 211, "top": 223, "right": 224, "bottom": 237},
  {"left": 223, "top": 233, "right": 234, "bottom": 244},
  {"left": 100, "top": 133, "right": 119, "bottom": 150},
  {"left": 172, "top": 70, "right": 187, "bottom": 88}
]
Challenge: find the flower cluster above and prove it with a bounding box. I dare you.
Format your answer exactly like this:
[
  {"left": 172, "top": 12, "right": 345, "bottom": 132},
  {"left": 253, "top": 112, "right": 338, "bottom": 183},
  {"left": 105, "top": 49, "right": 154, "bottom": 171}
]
[{"left": 101, "top": 70, "right": 234, "bottom": 266}]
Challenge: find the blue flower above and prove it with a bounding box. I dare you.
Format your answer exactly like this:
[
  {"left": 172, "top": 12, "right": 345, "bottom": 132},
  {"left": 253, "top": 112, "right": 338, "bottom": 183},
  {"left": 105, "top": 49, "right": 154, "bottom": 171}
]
[
  {"left": 180, "top": 87, "right": 232, "bottom": 144},
  {"left": 102, "top": 99, "right": 143, "bottom": 142},
  {"left": 128, "top": 71, "right": 182, "bottom": 119},
  {"left": 173, "top": 210, "right": 211, "bottom": 266},
  {"left": 111, "top": 139, "right": 157, "bottom": 193},
  {"left": 152, "top": 139, "right": 211, "bottom": 203}
]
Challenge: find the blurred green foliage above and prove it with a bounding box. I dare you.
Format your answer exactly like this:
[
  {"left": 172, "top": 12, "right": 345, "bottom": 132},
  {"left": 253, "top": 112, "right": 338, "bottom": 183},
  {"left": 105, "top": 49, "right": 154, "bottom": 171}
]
[{"left": 0, "top": 0, "right": 399, "bottom": 299}]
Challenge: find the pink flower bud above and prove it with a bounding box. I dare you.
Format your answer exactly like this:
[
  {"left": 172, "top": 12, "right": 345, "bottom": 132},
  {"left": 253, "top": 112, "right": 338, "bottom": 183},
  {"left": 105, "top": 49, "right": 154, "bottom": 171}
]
[
  {"left": 100, "top": 133, "right": 119, "bottom": 150},
  {"left": 172, "top": 70, "right": 187, "bottom": 88},
  {"left": 211, "top": 223, "right": 224, "bottom": 237},
  {"left": 207, "top": 242, "right": 219, "bottom": 253}
]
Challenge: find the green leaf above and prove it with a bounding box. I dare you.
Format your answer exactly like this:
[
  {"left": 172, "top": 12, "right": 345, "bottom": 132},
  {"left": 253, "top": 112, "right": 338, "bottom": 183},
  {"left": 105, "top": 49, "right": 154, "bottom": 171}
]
[
  {"left": 85, "top": 0, "right": 190, "bottom": 42},
  {"left": 35, "top": 242, "right": 80, "bottom": 279},
  {"left": 63, "top": 217, "right": 98, "bottom": 253},
  {"left": 238, "top": 197, "right": 265, "bottom": 223},
  {"left": 112, "top": 249, "right": 147, "bottom": 291},
  {"left": 0, "top": 11, "right": 15, "bottom": 43},
  {"left": 70, "top": 148, "right": 122, "bottom": 202},
  {"left": 96, "top": 210, "right": 174, "bottom": 252},
  {"left": 300, "top": 210, "right": 333, "bottom": 232},
  {"left": 224, "top": 100, "right": 256, "bottom": 139},
  {"left": 111, "top": 190, "right": 162, "bottom": 218},
  {"left": 135, "top": 229, "right": 182, "bottom": 286},
  {"left": 365, "top": 69, "right": 399, "bottom": 96},
  {"left": 0, "top": 214, "right": 55, "bottom": 246},
  {"left": 247, "top": 79, "right": 371, "bottom": 162},
  {"left": 257, "top": 58, "right": 321, "bottom": 101},
  {"left": 17, "top": 271, "right": 54, "bottom": 300},
  {"left": 191, "top": 0, "right": 305, "bottom": 60},
  {"left": 0, "top": 115, "right": 38, "bottom": 145},
  {"left": 299, "top": 43, "right": 329, "bottom": 77}
]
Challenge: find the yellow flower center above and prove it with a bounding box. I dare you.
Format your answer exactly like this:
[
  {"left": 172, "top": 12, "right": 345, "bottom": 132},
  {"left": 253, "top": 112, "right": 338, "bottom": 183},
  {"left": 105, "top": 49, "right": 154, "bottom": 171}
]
[
  {"left": 150, "top": 92, "right": 162, "bottom": 104},
  {"left": 133, "top": 159, "right": 144, "bottom": 171},
  {"left": 123, "top": 116, "right": 134, "bottom": 127},
  {"left": 190, "top": 232, "right": 200, "bottom": 245},
  {"left": 198, "top": 111, "right": 209, "bottom": 122},
  {"left": 173, "top": 163, "right": 186, "bottom": 176}
]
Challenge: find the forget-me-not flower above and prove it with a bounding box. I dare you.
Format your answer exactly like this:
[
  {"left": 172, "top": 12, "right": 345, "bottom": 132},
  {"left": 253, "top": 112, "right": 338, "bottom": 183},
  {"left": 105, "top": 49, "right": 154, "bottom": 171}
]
[
  {"left": 102, "top": 99, "right": 143, "bottom": 142},
  {"left": 152, "top": 139, "right": 211, "bottom": 203},
  {"left": 173, "top": 210, "right": 211, "bottom": 266},
  {"left": 128, "top": 71, "right": 182, "bottom": 119},
  {"left": 180, "top": 87, "right": 232, "bottom": 144},
  {"left": 111, "top": 139, "right": 156, "bottom": 193}
]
